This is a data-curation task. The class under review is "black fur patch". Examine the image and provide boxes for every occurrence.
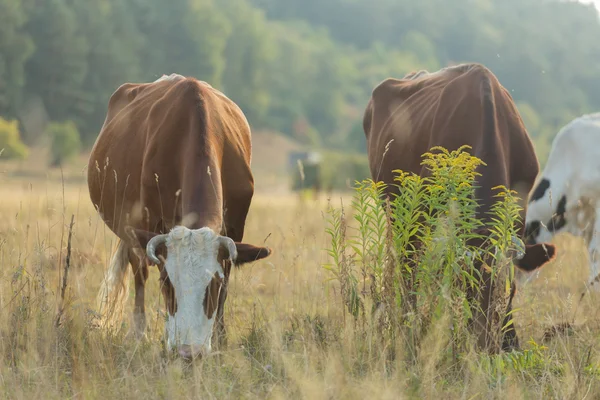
[556,195,567,215]
[547,195,567,232]
[525,221,541,243]
[529,178,550,203]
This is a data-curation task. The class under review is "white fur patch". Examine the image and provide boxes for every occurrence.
[527,114,600,228]
[162,226,225,355]
[154,73,185,83]
[526,112,600,285]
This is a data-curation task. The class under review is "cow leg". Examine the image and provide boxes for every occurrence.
[471,266,509,354]
[129,247,149,338]
[501,282,520,351]
[476,273,522,353]
[471,282,492,352]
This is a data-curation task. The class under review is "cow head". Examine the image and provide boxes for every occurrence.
[473,228,556,273]
[524,178,568,244]
[126,226,271,359]
[524,176,595,247]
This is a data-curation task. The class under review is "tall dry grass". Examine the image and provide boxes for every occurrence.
[0,159,599,399]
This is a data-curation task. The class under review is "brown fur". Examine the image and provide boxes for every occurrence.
[204,272,223,320]
[363,63,556,353]
[88,75,271,343]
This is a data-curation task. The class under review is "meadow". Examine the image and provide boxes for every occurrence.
[1,150,600,399]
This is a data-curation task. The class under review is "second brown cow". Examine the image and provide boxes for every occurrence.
[363,63,556,352]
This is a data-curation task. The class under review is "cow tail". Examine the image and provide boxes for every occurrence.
[95,239,131,332]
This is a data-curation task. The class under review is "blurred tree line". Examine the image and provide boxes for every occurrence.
[0,0,599,165]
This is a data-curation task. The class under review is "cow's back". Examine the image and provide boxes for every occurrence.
[363,63,540,224]
[87,76,253,240]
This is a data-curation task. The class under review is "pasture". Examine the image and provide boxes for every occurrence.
[1,155,600,399]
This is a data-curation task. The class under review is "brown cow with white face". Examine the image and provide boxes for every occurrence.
[88,73,271,359]
[363,63,556,353]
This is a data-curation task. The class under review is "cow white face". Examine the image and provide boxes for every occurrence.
[127,225,272,359]
[160,227,226,358]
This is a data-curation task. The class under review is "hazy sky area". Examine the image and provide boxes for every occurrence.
[580,0,600,10]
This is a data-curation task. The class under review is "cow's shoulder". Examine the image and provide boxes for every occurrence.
[371,77,413,101]
[108,82,148,111]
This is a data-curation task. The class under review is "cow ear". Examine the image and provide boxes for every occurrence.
[125,226,159,249]
[234,243,272,265]
[515,243,556,272]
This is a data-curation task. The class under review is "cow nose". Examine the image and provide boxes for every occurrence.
[178,344,204,359]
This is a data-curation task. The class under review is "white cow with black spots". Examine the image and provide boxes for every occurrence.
[525,112,600,290]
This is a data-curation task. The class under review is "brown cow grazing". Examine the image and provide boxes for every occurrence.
[363,63,556,353]
[88,73,272,359]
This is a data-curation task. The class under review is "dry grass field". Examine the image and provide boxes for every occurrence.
[1,153,600,399]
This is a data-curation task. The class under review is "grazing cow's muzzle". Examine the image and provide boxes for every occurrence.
[178,344,206,359]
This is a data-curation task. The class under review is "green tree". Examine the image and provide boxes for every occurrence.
[24,0,89,129]
[0,0,34,118]
[47,121,81,167]
[219,0,276,126]
[0,117,28,159]
[253,0,600,156]
[66,0,144,145]
[129,0,230,85]
[0,0,597,159]
[263,22,352,141]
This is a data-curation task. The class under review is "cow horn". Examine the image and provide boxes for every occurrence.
[146,234,168,264]
[218,236,238,262]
